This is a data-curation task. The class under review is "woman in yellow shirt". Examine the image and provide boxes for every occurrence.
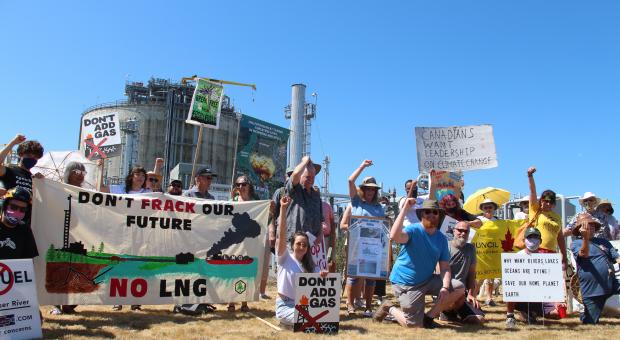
[527,167,567,269]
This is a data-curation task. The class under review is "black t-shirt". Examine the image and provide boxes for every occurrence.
[0,222,38,260]
[0,165,33,194]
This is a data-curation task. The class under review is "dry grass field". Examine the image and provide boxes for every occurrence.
[42,281,620,339]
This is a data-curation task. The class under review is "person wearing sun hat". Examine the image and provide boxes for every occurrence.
[596,199,618,240]
[565,192,612,240]
[514,196,530,220]
[476,198,501,307]
[570,213,620,324]
[374,198,465,329]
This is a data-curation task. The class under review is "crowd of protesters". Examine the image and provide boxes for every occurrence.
[1,134,620,331]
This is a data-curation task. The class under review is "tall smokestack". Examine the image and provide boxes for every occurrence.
[288,84,306,168]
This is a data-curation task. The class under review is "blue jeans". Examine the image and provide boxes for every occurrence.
[275,296,295,325]
[581,295,608,324]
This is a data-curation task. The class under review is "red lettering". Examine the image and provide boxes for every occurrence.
[110,278,128,297]
[152,199,162,210]
[163,200,174,211]
[141,199,150,209]
[131,278,148,297]
[175,201,185,212]
[185,202,195,213]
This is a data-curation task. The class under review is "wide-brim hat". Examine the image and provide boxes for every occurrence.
[597,199,614,214]
[571,212,602,237]
[415,199,446,222]
[479,198,498,210]
[579,192,600,206]
[360,176,380,189]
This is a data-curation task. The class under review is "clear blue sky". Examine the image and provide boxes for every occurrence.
[2,1,619,206]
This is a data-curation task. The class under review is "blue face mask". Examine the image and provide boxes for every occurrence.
[525,237,541,252]
[20,157,38,170]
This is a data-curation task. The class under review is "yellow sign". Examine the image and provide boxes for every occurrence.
[472,220,524,280]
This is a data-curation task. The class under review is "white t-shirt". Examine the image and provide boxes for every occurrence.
[514,211,528,220]
[277,250,305,299]
[398,196,424,226]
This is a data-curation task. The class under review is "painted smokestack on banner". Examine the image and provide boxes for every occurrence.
[288,84,306,168]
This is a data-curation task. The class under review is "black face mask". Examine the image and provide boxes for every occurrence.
[20,157,38,170]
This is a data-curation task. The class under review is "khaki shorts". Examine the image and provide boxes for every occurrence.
[393,275,463,326]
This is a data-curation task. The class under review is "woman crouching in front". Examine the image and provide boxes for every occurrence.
[275,196,328,328]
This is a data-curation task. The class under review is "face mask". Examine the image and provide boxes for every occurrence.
[20,157,38,170]
[525,238,541,252]
[4,208,26,225]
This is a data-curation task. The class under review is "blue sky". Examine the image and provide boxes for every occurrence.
[1,1,619,207]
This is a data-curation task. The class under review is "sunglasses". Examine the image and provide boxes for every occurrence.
[148,178,159,183]
[482,205,495,210]
[235,182,249,187]
[454,228,469,234]
[71,169,87,176]
[8,203,28,213]
[422,209,440,216]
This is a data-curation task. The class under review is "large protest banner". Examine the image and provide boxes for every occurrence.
[346,217,390,279]
[31,179,270,305]
[294,273,341,334]
[471,220,522,280]
[81,112,122,160]
[415,125,498,172]
[186,78,224,128]
[0,259,42,340]
[234,115,289,200]
[502,253,564,302]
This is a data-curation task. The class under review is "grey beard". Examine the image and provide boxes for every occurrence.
[452,237,467,248]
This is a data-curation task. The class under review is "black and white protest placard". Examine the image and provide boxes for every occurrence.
[0,259,42,340]
[415,125,498,172]
[294,273,341,334]
[501,253,564,302]
[346,216,391,279]
[81,112,122,159]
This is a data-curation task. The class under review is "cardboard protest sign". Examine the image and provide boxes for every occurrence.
[234,115,290,199]
[415,125,498,172]
[294,273,341,334]
[502,253,564,302]
[81,112,122,160]
[0,259,42,340]
[346,217,390,279]
[31,179,269,305]
[186,78,224,129]
[430,170,463,202]
[472,220,522,280]
[306,232,327,272]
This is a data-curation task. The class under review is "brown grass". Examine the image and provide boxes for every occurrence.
[42,281,620,339]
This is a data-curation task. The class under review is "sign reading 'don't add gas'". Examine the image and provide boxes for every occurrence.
[0,259,42,340]
[294,273,341,334]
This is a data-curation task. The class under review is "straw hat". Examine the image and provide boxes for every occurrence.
[360,176,380,189]
[597,199,614,215]
[479,198,498,210]
[578,192,600,206]
[571,212,602,237]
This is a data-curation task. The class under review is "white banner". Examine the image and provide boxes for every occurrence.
[0,259,43,340]
[31,179,269,305]
[81,112,122,159]
[294,273,341,334]
[501,253,564,302]
[415,125,498,172]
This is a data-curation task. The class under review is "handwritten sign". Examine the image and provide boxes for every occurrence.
[415,125,498,172]
[294,273,341,334]
[501,253,564,302]
[306,232,327,272]
[346,217,390,279]
[186,78,224,129]
[0,259,43,340]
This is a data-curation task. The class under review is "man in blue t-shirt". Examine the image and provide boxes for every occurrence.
[570,213,620,324]
[373,199,465,328]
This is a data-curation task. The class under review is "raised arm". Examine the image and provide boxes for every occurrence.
[97,159,110,193]
[0,134,26,176]
[348,160,372,199]
[276,196,292,257]
[391,198,414,244]
[527,167,537,207]
[428,169,438,200]
[290,156,311,186]
[153,157,164,176]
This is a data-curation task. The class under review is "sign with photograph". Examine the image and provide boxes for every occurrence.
[0,259,43,340]
[346,216,390,279]
[186,78,224,129]
[294,273,341,334]
[501,253,564,302]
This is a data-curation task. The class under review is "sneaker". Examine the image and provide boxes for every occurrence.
[112,305,123,311]
[354,298,365,309]
[362,309,373,318]
[259,293,271,300]
[49,307,62,315]
[130,305,142,311]
[506,315,517,329]
[373,300,393,322]
[485,299,496,307]
[423,314,441,329]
